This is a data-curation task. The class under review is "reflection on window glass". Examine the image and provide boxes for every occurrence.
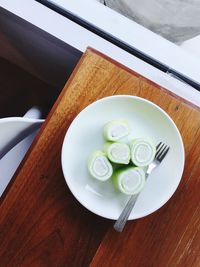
[101,0,200,44]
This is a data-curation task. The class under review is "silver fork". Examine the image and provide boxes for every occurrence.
[114,142,170,232]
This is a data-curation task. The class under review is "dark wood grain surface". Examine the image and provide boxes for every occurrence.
[0,48,199,267]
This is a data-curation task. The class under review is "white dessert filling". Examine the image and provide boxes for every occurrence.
[110,124,128,138]
[135,143,153,163]
[92,156,109,177]
[118,168,145,195]
[121,170,141,192]
[111,144,129,160]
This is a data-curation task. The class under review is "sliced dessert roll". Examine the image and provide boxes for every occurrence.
[87,151,113,181]
[104,142,130,164]
[112,167,146,195]
[130,138,156,167]
[103,120,130,141]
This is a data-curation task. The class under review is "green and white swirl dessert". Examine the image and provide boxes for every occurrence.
[104,142,130,165]
[103,120,130,141]
[130,138,156,167]
[112,167,146,195]
[87,151,113,181]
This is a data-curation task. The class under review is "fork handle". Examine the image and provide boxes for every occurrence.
[113,193,139,232]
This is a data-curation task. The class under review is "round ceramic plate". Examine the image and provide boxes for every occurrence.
[61,95,184,220]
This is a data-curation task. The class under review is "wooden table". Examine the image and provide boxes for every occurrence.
[0,48,200,267]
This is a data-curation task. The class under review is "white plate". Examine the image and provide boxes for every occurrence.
[61,95,184,220]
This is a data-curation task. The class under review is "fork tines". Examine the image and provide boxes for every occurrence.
[155,142,170,162]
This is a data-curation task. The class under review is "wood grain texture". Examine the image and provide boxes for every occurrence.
[0,48,200,267]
